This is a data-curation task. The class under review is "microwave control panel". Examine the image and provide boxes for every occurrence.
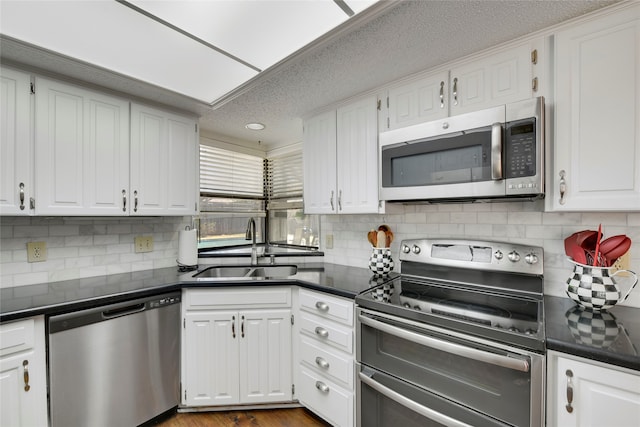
[504,117,541,194]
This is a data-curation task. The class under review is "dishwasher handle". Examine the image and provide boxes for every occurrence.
[49,291,181,334]
[102,303,145,319]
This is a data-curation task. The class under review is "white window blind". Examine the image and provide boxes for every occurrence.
[266,151,303,200]
[200,145,264,198]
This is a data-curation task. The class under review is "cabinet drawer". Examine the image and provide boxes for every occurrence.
[299,289,353,326]
[184,287,291,310]
[299,366,353,427]
[300,312,353,354]
[300,335,354,389]
[0,318,35,357]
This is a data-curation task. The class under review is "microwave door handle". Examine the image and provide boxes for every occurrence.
[358,370,474,427]
[491,122,503,180]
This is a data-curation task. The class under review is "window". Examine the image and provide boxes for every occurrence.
[197,143,318,250]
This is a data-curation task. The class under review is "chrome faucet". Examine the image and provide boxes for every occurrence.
[245,217,258,265]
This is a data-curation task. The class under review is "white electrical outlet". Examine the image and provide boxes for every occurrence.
[27,241,47,262]
[134,236,154,253]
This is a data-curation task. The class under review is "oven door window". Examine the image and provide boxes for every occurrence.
[381,126,495,188]
[358,311,534,427]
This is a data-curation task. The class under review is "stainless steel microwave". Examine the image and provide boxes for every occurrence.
[379,96,544,202]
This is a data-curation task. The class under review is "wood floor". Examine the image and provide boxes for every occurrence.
[153,408,331,427]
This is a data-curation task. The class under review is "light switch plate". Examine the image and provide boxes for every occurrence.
[27,241,47,262]
[134,236,154,253]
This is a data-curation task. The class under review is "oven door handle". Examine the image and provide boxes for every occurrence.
[359,313,530,373]
[358,370,474,427]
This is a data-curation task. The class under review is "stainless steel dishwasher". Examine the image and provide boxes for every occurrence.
[48,292,181,427]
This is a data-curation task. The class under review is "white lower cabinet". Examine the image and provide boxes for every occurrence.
[181,288,292,408]
[547,350,640,427]
[0,316,47,427]
[296,289,355,427]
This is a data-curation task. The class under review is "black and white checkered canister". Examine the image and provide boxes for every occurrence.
[566,263,621,311]
[368,248,394,275]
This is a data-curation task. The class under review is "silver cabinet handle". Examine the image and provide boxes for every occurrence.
[315,301,329,312]
[315,326,329,338]
[23,360,30,392]
[241,315,245,338]
[133,190,138,212]
[359,313,529,372]
[315,381,330,393]
[232,315,236,339]
[122,189,127,212]
[559,170,566,205]
[329,190,334,211]
[338,189,342,211]
[439,81,445,109]
[453,77,458,106]
[532,77,538,92]
[19,183,25,210]
[359,371,472,427]
[315,357,330,369]
[565,369,574,413]
[491,123,503,180]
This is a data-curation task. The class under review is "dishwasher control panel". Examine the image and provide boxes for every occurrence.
[150,295,181,308]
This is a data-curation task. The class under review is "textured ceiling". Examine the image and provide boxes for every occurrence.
[0,0,621,151]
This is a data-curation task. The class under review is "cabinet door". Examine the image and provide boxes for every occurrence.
[303,110,337,214]
[0,67,32,215]
[166,113,198,215]
[551,5,640,211]
[386,71,449,131]
[336,96,380,214]
[0,317,47,427]
[552,355,640,427]
[450,43,532,115]
[130,104,198,216]
[34,77,129,215]
[183,311,239,406]
[239,309,292,404]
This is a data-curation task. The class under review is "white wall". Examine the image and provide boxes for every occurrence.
[320,200,640,308]
[0,216,191,288]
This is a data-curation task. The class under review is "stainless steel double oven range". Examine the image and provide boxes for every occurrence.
[356,239,545,427]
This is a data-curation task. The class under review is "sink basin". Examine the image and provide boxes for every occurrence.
[193,264,297,279]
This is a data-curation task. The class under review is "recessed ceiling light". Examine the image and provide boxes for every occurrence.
[245,122,266,130]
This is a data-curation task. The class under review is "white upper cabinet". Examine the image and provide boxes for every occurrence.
[550,3,640,211]
[34,77,129,215]
[449,41,535,115]
[0,67,32,215]
[382,40,541,132]
[130,103,198,216]
[386,71,449,131]
[304,96,381,215]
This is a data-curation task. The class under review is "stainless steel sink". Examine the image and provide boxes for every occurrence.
[193,264,297,279]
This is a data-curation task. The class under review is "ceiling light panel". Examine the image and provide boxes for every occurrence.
[129,0,377,71]
[0,0,257,103]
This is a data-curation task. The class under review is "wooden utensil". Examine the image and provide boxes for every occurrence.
[367,230,377,247]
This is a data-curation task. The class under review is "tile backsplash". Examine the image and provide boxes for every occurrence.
[320,200,640,308]
[1,202,639,308]
[0,216,192,288]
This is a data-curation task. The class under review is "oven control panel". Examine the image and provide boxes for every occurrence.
[399,239,543,276]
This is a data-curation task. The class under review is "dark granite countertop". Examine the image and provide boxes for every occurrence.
[4,266,638,371]
[0,262,388,322]
[545,295,640,371]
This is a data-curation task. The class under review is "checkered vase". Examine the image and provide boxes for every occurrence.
[566,261,638,311]
[368,248,394,276]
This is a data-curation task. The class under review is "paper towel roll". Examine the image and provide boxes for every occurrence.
[178,228,198,267]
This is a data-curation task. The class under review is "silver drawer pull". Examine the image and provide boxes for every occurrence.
[315,301,329,312]
[315,381,330,393]
[315,356,330,369]
[565,369,574,413]
[315,326,329,338]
